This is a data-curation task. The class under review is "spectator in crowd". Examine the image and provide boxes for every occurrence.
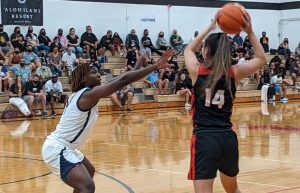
[10,26,25,52]
[278,38,291,58]
[145,70,168,95]
[67,28,82,55]
[141,29,163,58]
[238,52,251,65]
[80,26,99,52]
[0,24,14,57]
[125,29,140,50]
[36,63,52,84]
[62,46,76,77]
[191,31,199,42]
[159,67,175,94]
[290,58,300,86]
[23,45,39,70]
[49,46,62,77]
[243,36,252,50]
[38,28,51,53]
[112,32,126,56]
[23,74,47,117]
[258,68,275,102]
[168,55,179,72]
[50,36,63,53]
[269,52,282,70]
[170,29,184,54]
[9,76,33,118]
[260,31,269,53]
[8,47,22,66]
[26,26,39,55]
[110,85,134,111]
[271,71,288,102]
[175,72,192,109]
[15,58,31,85]
[78,45,91,64]
[56,28,68,50]
[233,33,243,46]
[295,42,300,58]
[0,56,12,94]
[125,46,138,71]
[157,31,168,51]
[99,30,115,57]
[45,74,66,117]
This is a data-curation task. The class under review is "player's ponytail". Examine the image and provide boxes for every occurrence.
[203,33,233,97]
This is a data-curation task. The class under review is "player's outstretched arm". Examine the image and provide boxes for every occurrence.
[78,49,175,110]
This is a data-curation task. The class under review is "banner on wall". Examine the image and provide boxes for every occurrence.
[1,0,43,26]
[140,13,156,28]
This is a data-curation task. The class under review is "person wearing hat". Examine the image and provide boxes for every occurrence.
[0,24,14,57]
[45,74,66,117]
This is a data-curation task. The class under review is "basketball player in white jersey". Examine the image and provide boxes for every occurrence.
[42,49,175,193]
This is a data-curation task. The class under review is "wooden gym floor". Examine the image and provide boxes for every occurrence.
[0,102,300,193]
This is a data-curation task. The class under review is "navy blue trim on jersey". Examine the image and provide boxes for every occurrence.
[70,110,91,143]
[76,88,92,112]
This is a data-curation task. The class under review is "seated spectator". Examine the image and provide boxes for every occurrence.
[45,74,66,117]
[25,26,39,55]
[99,30,115,57]
[8,47,22,66]
[141,29,162,58]
[62,46,76,77]
[145,71,168,95]
[0,24,14,57]
[0,56,12,94]
[10,26,25,52]
[238,52,251,65]
[289,58,300,86]
[67,28,82,55]
[243,36,252,50]
[80,26,99,53]
[112,32,126,56]
[271,72,288,102]
[23,74,47,117]
[260,31,269,53]
[191,31,199,42]
[49,47,62,77]
[125,29,140,50]
[15,58,31,85]
[277,63,286,79]
[175,73,192,109]
[35,64,52,84]
[269,52,282,70]
[9,76,33,118]
[168,55,179,73]
[78,45,91,64]
[170,29,184,54]
[110,85,134,111]
[258,68,275,103]
[125,47,138,71]
[158,67,175,94]
[23,45,39,70]
[50,36,63,53]
[295,42,300,58]
[56,28,68,50]
[278,38,291,58]
[232,33,243,46]
[156,31,168,51]
[38,28,51,53]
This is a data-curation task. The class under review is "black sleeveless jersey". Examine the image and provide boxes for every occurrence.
[192,64,236,132]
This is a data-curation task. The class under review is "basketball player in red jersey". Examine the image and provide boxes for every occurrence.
[184,11,266,193]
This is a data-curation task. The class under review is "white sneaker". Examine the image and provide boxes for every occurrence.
[185,103,191,110]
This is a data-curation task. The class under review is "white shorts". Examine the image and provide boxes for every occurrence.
[42,136,84,182]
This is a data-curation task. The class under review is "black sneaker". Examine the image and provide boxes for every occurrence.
[127,108,133,112]
[51,111,57,117]
[41,111,48,118]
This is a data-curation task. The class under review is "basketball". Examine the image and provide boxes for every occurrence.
[217,3,246,34]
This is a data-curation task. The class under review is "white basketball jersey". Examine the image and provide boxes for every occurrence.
[50,87,99,149]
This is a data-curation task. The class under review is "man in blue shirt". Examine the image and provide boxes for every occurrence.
[233,33,243,46]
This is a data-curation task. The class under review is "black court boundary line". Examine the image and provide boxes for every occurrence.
[0,156,51,186]
[96,171,135,193]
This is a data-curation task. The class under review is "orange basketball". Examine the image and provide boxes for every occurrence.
[217,3,246,34]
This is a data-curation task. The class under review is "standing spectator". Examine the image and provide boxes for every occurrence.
[45,74,66,117]
[99,30,115,56]
[23,45,39,70]
[80,26,99,52]
[26,26,39,55]
[62,47,76,77]
[260,31,269,53]
[56,28,68,50]
[278,38,291,58]
[295,42,300,58]
[125,29,140,50]
[23,74,47,117]
[0,56,12,94]
[175,73,192,109]
[156,31,168,51]
[9,76,33,118]
[170,29,184,54]
[66,28,82,55]
[50,36,63,53]
[125,47,138,71]
[141,29,163,58]
[0,24,14,57]
[110,85,134,111]
[112,32,126,56]
[15,58,31,85]
[38,28,51,53]
[233,33,243,46]
[10,26,26,52]
[49,47,62,77]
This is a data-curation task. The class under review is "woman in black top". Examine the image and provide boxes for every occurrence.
[38,28,51,53]
[50,36,63,53]
[10,26,25,52]
[67,28,82,55]
[175,72,192,109]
